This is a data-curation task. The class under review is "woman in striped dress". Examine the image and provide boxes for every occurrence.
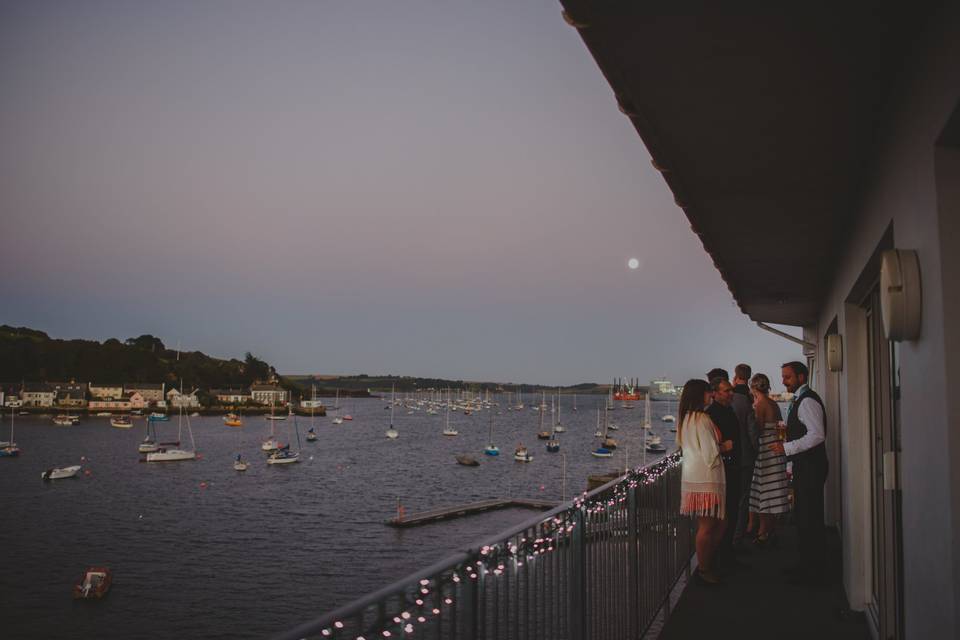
[748,373,790,545]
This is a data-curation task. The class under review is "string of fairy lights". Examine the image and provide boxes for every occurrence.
[316,452,682,639]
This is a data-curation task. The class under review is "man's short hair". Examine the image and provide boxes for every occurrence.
[709,376,730,392]
[734,363,752,381]
[706,368,729,382]
[781,361,809,378]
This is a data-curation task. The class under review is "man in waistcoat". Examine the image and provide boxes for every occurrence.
[769,361,828,585]
[730,363,757,548]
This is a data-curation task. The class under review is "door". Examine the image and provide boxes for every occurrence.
[864,287,904,640]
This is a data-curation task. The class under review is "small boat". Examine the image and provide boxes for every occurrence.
[646,434,663,445]
[233,453,248,472]
[591,447,614,458]
[342,414,353,421]
[514,445,533,463]
[68,415,81,424]
[546,438,560,453]
[662,414,676,423]
[2,411,21,456]
[73,567,112,599]
[305,427,317,442]
[138,439,160,454]
[607,423,620,431]
[442,403,458,436]
[602,438,618,450]
[53,415,73,426]
[456,454,480,466]
[484,409,499,456]
[331,416,344,425]
[148,413,169,422]
[110,416,133,429]
[189,412,200,417]
[131,410,143,416]
[385,385,399,439]
[145,407,196,462]
[265,414,287,421]
[536,431,551,440]
[223,413,242,427]
[41,465,82,480]
[95,412,112,417]
[645,443,667,453]
[261,438,281,452]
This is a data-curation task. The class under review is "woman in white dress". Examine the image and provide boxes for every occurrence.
[678,378,732,585]
[748,373,790,546]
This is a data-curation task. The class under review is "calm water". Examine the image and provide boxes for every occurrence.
[0,396,677,639]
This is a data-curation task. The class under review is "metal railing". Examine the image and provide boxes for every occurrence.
[273,452,693,640]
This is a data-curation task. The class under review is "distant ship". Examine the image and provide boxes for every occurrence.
[648,378,679,401]
[611,377,641,401]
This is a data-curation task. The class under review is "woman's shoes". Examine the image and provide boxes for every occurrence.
[694,567,723,586]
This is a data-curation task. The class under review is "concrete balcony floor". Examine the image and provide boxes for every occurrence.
[659,526,870,640]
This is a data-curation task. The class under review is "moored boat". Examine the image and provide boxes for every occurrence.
[41,465,82,480]
[456,454,479,466]
[72,567,112,599]
[110,416,133,429]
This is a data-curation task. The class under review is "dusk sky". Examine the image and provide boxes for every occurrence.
[1,1,801,387]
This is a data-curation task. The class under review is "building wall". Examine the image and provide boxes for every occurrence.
[812,6,960,637]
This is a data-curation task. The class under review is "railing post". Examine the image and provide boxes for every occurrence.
[627,482,639,639]
[462,562,478,640]
[570,506,586,640]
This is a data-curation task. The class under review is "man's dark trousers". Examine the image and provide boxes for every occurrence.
[793,454,828,577]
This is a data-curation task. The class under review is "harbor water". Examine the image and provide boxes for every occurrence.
[0,396,678,639]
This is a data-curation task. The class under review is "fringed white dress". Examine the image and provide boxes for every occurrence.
[678,411,726,520]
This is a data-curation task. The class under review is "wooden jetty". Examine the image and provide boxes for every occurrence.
[387,498,559,528]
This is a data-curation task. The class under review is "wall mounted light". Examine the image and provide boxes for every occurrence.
[826,334,843,372]
[880,249,922,341]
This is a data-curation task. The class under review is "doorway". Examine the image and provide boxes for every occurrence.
[863,286,904,640]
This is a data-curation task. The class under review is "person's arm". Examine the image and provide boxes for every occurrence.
[783,397,825,456]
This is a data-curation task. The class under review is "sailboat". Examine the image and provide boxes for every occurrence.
[1,409,21,457]
[146,405,197,462]
[481,406,499,455]
[601,404,618,450]
[306,402,318,441]
[591,406,614,458]
[385,384,398,439]
[442,400,458,436]
[554,389,566,433]
[662,397,676,423]
[233,416,248,471]
[138,417,160,453]
[262,402,282,452]
[536,392,551,439]
[572,393,578,412]
[267,417,302,464]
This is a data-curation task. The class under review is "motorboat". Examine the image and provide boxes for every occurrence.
[591,447,614,458]
[662,415,676,423]
[53,415,73,426]
[645,442,667,453]
[514,445,533,462]
[456,454,480,466]
[41,465,82,480]
[110,416,133,429]
[73,567,112,599]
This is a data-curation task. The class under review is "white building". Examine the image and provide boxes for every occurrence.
[250,384,287,406]
[166,388,201,409]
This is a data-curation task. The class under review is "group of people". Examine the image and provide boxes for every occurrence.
[677,362,829,586]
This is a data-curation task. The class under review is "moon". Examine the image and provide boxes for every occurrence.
[628,258,640,270]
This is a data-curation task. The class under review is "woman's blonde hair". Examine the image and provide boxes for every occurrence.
[749,373,771,394]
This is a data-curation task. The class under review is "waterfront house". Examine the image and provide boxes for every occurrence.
[556,2,960,637]
[88,397,132,412]
[211,388,253,405]
[88,383,123,401]
[123,382,164,403]
[20,383,55,407]
[52,382,88,408]
[166,387,201,409]
[250,384,287,406]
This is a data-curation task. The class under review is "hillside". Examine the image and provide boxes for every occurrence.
[0,325,286,393]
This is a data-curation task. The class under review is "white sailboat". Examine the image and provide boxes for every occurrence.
[233,413,248,471]
[484,408,499,456]
[442,397,458,436]
[591,406,614,458]
[554,389,565,433]
[262,402,282,451]
[385,384,398,439]
[0,409,19,457]
[146,406,197,462]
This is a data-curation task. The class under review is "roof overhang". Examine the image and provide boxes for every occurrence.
[559,2,931,325]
